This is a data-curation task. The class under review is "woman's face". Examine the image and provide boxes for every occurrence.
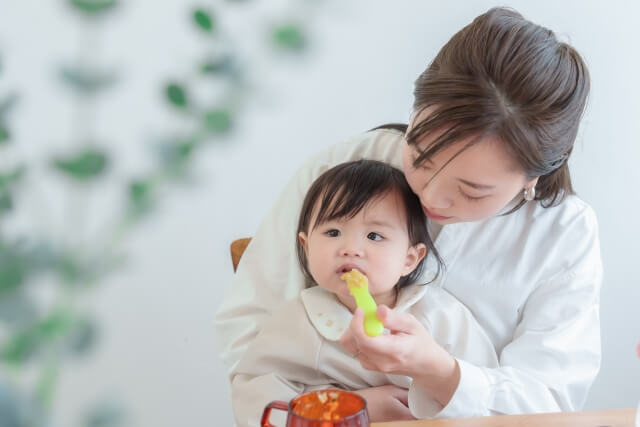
[402,116,536,225]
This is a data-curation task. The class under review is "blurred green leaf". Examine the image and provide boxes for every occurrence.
[0,241,28,293]
[52,149,108,181]
[0,257,25,294]
[36,361,60,408]
[175,139,196,161]
[0,125,9,145]
[272,23,306,51]
[154,138,198,180]
[0,167,24,214]
[69,0,118,16]
[0,166,25,190]
[68,317,98,356]
[55,254,84,284]
[200,55,236,77]
[129,180,151,204]
[193,9,214,33]
[0,93,18,146]
[38,311,74,340]
[60,65,118,95]
[85,400,126,427]
[0,239,55,293]
[128,178,153,209]
[1,328,39,364]
[202,109,233,134]
[54,250,117,287]
[1,310,73,364]
[127,178,157,219]
[165,83,188,109]
[0,192,12,214]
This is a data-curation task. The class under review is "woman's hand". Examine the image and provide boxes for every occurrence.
[341,305,460,406]
[353,385,415,422]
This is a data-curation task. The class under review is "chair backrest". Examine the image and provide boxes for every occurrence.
[230,238,252,272]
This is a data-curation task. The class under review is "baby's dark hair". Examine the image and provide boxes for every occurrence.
[296,159,442,289]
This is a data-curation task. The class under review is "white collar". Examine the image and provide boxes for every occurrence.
[300,284,427,341]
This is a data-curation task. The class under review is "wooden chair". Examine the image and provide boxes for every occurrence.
[230,237,252,272]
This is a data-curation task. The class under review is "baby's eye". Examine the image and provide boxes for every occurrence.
[367,232,383,241]
[326,229,340,237]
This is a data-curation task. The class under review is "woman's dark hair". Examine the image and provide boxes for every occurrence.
[296,159,442,290]
[376,7,589,212]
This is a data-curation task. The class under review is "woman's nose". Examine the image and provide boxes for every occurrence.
[422,179,453,209]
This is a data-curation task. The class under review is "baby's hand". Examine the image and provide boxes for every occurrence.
[340,269,383,337]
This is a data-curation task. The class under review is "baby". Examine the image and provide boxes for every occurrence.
[231,160,498,426]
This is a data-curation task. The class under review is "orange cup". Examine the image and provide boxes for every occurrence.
[261,389,369,427]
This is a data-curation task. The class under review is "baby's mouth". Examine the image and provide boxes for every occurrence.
[337,265,363,275]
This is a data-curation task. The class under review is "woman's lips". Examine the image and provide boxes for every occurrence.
[423,206,452,220]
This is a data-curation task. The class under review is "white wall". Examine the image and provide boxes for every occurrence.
[1,1,638,426]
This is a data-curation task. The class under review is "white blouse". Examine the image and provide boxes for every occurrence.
[216,128,603,418]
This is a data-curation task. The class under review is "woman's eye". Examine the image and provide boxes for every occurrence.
[458,187,484,202]
[367,232,383,241]
[411,148,434,170]
[326,229,340,237]
[414,157,434,172]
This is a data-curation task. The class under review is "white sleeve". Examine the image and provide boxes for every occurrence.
[215,129,404,371]
[408,287,500,417]
[410,205,603,418]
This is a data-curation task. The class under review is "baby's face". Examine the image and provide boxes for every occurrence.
[298,190,424,310]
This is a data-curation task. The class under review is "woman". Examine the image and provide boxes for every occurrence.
[216,7,602,422]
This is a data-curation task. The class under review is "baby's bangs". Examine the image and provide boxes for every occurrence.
[310,165,397,229]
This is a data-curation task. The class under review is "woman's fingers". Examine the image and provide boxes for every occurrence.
[377,305,419,334]
[348,308,392,354]
[342,305,441,379]
[350,307,367,336]
[342,306,426,373]
[343,306,415,355]
[340,308,365,355]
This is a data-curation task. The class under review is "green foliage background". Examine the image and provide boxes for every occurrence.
[0,1,314,425]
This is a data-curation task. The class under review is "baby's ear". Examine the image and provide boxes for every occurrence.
[298,231,309,254]
[403,243,427,275]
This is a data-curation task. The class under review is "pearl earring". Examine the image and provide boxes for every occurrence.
[523,186,536,201]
